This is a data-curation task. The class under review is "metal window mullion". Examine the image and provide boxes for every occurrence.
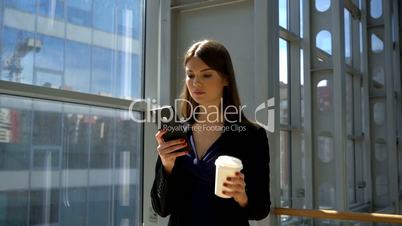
[383,0,400,212]
[302,0,314,211]
[360,0,373,208]
[332,0,348,211]
[262,0,280,225]
[351,1,365,205]
[392,0,402,213]
[0,81,146,112]
[158,0,171,106]
[289,0,304,209]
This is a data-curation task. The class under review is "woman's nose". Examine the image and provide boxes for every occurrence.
[192,77,202,86]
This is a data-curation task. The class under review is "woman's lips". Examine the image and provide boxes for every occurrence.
[193,91,205,95]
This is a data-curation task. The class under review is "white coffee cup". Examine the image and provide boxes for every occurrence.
[214,155,243,198]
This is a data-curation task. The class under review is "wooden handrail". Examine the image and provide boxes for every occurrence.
[274,208,402,224]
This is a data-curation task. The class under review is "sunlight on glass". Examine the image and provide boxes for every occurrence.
[317,79,332,112]
[371,33,384,53]
[315,0,331,12]
[344,9,351,65]
[279,39,288,84]
[370,0,382,19]
[316,30,332,55]
[279,0,288,29]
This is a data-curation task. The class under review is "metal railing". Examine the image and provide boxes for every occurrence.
[274,208,402,224]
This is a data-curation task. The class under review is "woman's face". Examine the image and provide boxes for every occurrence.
[185,57,227,108]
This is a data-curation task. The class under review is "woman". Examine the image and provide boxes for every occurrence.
[151,40,270,226]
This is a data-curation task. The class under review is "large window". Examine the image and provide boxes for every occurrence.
[0,0,144,100]
[0,1,145,226]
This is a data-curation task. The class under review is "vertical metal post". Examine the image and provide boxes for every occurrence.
[302,0,314,212]
[332,0,348,211]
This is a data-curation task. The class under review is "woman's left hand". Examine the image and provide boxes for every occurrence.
[223,172,248,207]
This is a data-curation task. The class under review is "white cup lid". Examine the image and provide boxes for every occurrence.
[215,155,243,168]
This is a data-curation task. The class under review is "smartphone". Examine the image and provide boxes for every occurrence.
[152,106,190,152]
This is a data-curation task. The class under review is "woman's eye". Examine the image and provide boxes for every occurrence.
[203,74,212,78]
[187,74,194,78]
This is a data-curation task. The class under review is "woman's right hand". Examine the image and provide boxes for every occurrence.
[155,129,188,175]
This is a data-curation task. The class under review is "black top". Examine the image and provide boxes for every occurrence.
[151,120,271,226]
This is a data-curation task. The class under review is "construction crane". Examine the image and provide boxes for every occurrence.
[3,37,42,82]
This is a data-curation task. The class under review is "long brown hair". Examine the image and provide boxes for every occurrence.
[178,40,246,123]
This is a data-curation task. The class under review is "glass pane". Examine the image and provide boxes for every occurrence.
[36,71,62,88]
[371,33,384,53]
[0,95,142,226]
[93,0,116,32]
[372,66,385,89]
[347,140,356,204]
[315,0,331,12]
[279,0,288,29]
[92,47,114,96]
[344,9,352,65]
[117,0,142,38]
[300,48,304,127]
[4,0,36,13]
[65,41,91,92]
[67,0,92,26]
[35,34,64,72]
[316,30,332,55]
[1,27,35,84]
[373,101,385,126]
[346,73,353,135]
[1,1,144,100]
[280,131,290,207]
[370,0,383,19]
[316,79,332,112]
[279,39,289,125]
[300,0,303,38]
[38,0,65,20]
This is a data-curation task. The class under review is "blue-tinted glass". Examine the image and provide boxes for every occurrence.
[0,95,142,226]
[36,71,62,88]
[63,107,90,169]
[4,0,36,13]
[88,187,111,226]
[0,96,32,170]
[90,112,114,168]
[65,41,90,92]
[32,103,62,145]
[38,0,65,20]
[60,188,87,226]
[92,47,113,96]
[115,119,140,168]
[67,0,92,26]
[279,0,288,29]
[116,52,141,99]
[114,185,139,225]
[117,0,142,38]
[29,189,59,225]
[344,9,351,65]
[35,35,64,71]
[1,27,35,84]
[0,191,29,225]
[93,0,115,32]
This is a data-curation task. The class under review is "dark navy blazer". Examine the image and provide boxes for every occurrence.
[151,120,271,226]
